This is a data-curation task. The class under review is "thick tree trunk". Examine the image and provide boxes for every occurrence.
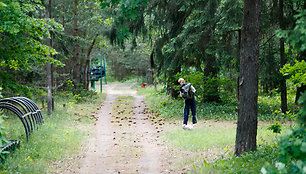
[46,0,52,115]
[73,0,81,85]
[235,0,261,156]
[279,0,288,113]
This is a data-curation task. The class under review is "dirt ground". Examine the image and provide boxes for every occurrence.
[73,83,188,174]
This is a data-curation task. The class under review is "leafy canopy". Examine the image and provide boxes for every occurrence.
[0,0,62,71]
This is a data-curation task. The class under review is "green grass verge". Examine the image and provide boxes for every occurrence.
[163,121,289,151]
[0,94,105,173]
[163,123,236,151]
[161,122,290,174]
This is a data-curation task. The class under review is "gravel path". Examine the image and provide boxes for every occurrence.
[77,83,167,174]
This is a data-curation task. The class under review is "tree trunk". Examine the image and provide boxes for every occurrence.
[166,67,181,98]
[235,0,261,156]
[84,35,98,89]
[73,0,81,85]
[46,0,52,115]
[279,0,287,113]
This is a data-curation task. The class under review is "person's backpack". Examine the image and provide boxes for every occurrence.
[181,83,194,99]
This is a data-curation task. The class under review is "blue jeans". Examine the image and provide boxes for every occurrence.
[183,97,197,125]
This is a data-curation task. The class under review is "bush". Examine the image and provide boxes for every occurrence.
[262,127,305,174]
[261,93,306,174]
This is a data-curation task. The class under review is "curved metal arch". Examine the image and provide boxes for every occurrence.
[0,98,35,132]
[17,97,44,124]
[0,97,44,141]
[11,98,38,130]
[0,102,30,140]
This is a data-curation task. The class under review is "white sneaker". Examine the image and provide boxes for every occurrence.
[183,124,187,129]
[185,125,194,130]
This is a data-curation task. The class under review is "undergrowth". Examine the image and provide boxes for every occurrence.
[190,144,279,174]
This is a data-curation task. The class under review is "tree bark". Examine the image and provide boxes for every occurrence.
[235,0,261,156]
[46,0,52,115]
[73,0,81,85]
[84,35,98,89]
[279,0,288,113]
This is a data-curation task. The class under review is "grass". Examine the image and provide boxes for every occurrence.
[0,93,105,173]
[160,121,291,174]
[163,121,290,149]
[137,84,298,173]
[189,144,279,174]
[163,122,236,151]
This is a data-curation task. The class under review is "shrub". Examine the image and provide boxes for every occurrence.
[261,92,306,174]
[262,127,305,174]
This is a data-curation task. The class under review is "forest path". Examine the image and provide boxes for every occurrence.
[76,83,171,174]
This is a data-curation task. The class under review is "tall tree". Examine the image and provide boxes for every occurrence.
[73,0,81,85]
[46,0,53,115]
[279,0,288,113]
[235,0,261,155]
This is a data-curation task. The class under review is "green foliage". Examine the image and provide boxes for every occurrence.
[276,8,306,53]
[280,60,306,87]
[57,80,99,105]
[0,0,63,99]
[297,92,306,126]
[193,145,279,174]
[262,127,306,174]
[262,92,306,174]
[0,0,62,70]
[0,2,6,7]
[258,94,298,120]
[268,121,282,134]
[0,115,8,161]
[0,71,47,98]
[175,71,236,102]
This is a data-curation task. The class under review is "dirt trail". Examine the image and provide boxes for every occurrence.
[77,83,169,174]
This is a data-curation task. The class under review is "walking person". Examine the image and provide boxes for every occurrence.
[178,78,197,130]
